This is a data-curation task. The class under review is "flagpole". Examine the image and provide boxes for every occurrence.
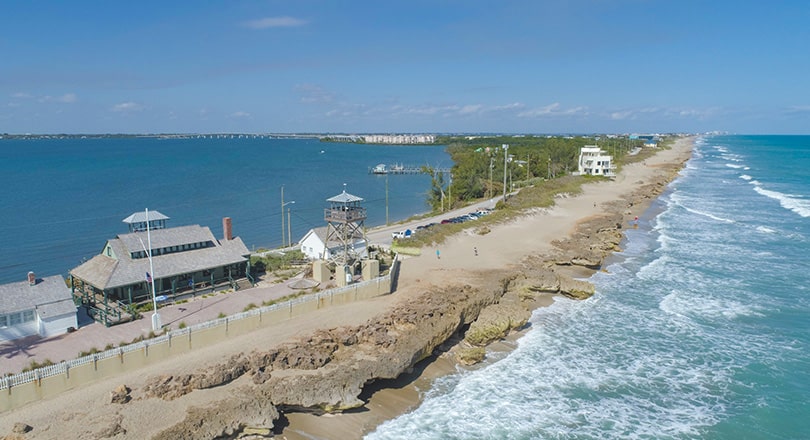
[146,208,161,331]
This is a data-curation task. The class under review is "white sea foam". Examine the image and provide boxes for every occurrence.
[725,163,744,169]
[739,174,752,181]
[757,226,776,234]
[681,204,736,223]
[660,291,764,321]
[752,185,810,218]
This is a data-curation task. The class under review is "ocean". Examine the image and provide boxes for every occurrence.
[0,136,450,285]
[367,135,810,440]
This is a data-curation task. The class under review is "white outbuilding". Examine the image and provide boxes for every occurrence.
[0,272,78,342]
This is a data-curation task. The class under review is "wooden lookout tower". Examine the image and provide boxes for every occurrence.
[323,186,368,267]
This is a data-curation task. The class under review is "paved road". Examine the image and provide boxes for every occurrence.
[366,197,501,247]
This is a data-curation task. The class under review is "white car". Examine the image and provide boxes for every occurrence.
[392,229,414,239]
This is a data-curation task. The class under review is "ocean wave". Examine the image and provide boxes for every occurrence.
[725,163,745,169]
[739,174,752,181]
[681,204,736,223]
[660,291,764,321]
[751,185,810,218]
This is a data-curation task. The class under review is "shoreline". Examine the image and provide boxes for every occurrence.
[0,137,694,439]
[281,138,695,439]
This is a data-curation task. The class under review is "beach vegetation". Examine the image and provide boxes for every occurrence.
[251,250,306,274]
[21,359,55,372]
[178,321,187,329]
[243,303,258,312]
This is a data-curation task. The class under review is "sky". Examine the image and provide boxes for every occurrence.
[1,0,809,135]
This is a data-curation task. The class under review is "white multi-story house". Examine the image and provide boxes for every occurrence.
[577,146,616,177]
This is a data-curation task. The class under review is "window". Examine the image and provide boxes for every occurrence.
[22,310,35,322]
[0,315,7,327]
[9,313,22,325]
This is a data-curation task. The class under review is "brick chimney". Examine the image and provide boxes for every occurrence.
[222,217,233,241]
[28,271,36,286]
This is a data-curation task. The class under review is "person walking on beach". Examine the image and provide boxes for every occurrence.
[474,247,478,256]
[436,249,441,259]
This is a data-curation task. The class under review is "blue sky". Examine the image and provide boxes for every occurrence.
[2,0,809,134]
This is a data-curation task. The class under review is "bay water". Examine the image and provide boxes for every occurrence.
[0,136,450,285]
[367,135,810,439]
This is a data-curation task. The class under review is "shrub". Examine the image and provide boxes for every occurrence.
[217,312,227,319]
[21,359,55,372]
[243,303,258,312]
[178,321,187,329]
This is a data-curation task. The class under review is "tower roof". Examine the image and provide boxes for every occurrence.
[122,210,170,224]
[327,190,363,203]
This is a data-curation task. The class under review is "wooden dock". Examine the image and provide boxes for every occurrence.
[369,165,451,175]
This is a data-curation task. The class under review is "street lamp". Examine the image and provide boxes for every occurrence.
[282,200,295,247]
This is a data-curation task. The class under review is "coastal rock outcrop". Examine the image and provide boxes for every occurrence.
[146,282,505,435]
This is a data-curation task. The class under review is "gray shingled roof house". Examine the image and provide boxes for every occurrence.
[68,212,251,326]
[0,272,78,342]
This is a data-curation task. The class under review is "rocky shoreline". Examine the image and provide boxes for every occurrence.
[0,141,690,440]
[129,156,686,439]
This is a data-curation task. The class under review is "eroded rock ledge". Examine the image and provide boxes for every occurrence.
[108,157,687,439]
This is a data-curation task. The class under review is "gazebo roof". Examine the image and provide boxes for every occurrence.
[122,210,170,224]
[326,190,363,203]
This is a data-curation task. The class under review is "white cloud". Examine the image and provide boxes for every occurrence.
[242,16,308,29]
[459,104,484,115]
[229,111,252,119]
[785,105,810,114]
[11,92,31,99]
[295,83,336,104]
[56,93,77,103]
[111,101,144,113]
[518,102,587,118]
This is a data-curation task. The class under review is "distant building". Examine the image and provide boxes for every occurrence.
[643,139,658,148]
[362,134,436,144]
[69,211,251,326]
[577,146,616,177]
[299,226,367,261]
[0,272,78,342]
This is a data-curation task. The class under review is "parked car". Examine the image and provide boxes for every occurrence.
[392,229,413,239]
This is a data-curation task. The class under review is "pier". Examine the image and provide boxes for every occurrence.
[369,164,451,175]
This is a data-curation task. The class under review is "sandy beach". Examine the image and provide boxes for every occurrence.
[0,137,693,439]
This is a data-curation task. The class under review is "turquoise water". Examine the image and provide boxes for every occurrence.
[367,135,810,439]
[0,137,450,284]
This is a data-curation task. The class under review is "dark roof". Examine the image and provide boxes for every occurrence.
[70,225,250,290]
[0,275,76,317]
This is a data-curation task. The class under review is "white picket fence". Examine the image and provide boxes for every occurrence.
[0,274,392,391]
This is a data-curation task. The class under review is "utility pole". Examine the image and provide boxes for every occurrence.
[287,206,292,248]
[280,185,285,247]
[488,155,494,199]
[527,154,531,180]
[502,144,509,201]
[385,173,389,225]
[547,157,551,180]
